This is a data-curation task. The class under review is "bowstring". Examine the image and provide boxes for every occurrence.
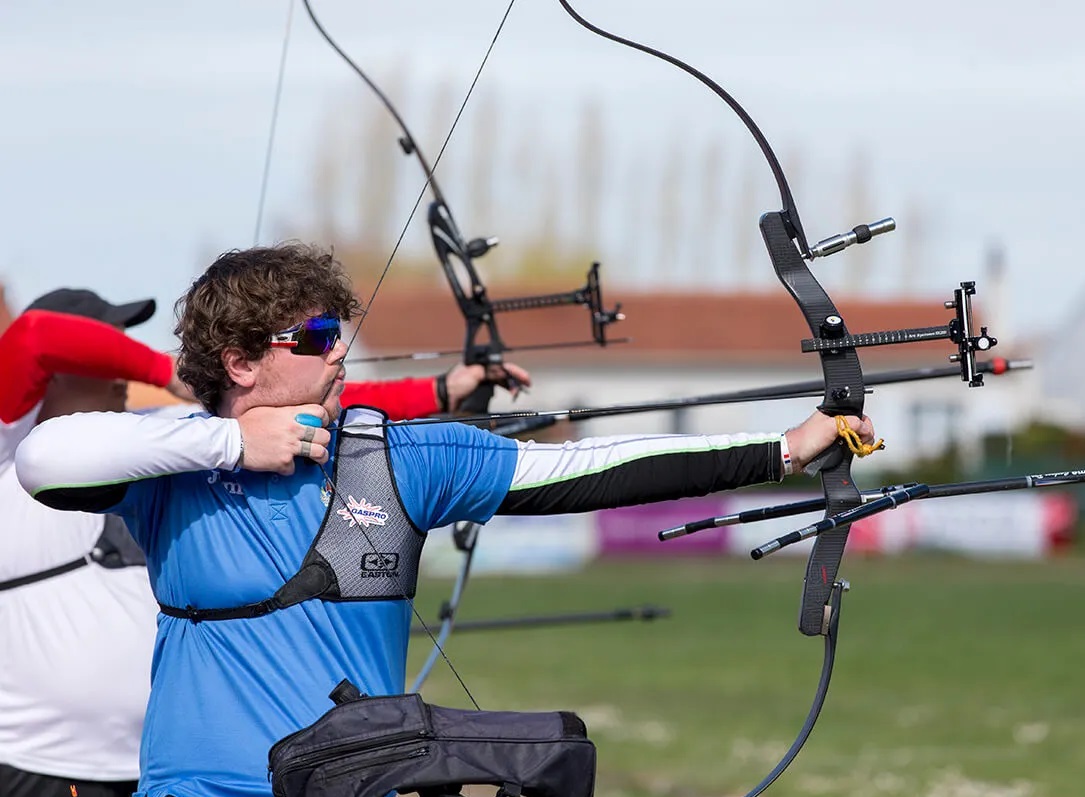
[306,0,519,355]
[254,0,297,245]
[261,0,521,709]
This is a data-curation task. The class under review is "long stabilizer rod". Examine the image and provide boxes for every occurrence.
[409,605,670,636]
[661,467,1085,542]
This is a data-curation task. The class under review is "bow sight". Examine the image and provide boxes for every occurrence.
[428,201,626,414]
[803,219,997,389]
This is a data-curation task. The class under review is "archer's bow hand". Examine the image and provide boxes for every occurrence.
[443,362,533,412]
[785,411,876,472]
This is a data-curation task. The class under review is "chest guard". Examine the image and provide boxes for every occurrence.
[158,407,426,623]
[304,407,424,602]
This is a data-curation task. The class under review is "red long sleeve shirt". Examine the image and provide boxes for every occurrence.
[339,378,439,421]
[0,310,173,424]
[0,310,441,424]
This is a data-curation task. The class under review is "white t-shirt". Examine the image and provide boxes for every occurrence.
[0,406,157,780]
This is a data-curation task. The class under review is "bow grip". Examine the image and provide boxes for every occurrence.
[803,402,854,475]
[457,383,495,415]
[802,438,845,477]
[455,369,523,415]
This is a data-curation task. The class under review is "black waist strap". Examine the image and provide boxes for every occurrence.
[157,562,334,623]
[158,596,286,622]
[0,556,90,592]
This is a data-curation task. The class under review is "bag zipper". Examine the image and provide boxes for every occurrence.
[316,744,430,780]
[270,728,428,783]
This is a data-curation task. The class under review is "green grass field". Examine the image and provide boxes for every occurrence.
[407,556,1085,797]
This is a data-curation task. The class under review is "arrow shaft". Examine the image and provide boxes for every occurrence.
[363,358,1028,431]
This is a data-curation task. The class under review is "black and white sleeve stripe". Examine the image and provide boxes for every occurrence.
[497,432,783,515]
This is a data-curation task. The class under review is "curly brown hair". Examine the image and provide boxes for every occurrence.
[175,242,362,411]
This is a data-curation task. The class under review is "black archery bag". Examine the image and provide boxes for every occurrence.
[268,684,596,797]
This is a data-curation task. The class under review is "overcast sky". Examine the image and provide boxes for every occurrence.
[1,0,1082,351]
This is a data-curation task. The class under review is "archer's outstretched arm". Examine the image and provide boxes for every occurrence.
[496,411,873,515]
[497,432,785,515]
[388,422,790,525]
[387,409,875,528]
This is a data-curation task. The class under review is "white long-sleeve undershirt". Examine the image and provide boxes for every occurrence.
[15,411,240,496]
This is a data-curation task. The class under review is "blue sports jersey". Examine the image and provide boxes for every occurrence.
[110,418,518,797]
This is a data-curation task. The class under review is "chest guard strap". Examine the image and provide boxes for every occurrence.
[157,561,334,622]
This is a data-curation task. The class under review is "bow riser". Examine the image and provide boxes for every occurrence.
[761,211,865,636]
[427,200,506,412]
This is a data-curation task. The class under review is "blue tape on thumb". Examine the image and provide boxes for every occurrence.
[295,413,323,428]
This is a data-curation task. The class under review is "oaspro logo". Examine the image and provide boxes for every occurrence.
[336,496,389,529]
[361,552,399,578]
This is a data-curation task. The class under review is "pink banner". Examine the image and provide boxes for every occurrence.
[595,497,729,556]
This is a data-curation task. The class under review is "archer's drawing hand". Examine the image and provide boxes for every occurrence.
[235,404,331,475]
[444,362,533,410]
[785,411,875,471]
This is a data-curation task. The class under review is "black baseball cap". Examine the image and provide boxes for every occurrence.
[26,288,156,329]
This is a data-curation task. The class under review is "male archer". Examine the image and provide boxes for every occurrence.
[14,242,874,797]
[0,282,528,797]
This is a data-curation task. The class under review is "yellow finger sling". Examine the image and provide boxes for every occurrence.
[834,415,884,457]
